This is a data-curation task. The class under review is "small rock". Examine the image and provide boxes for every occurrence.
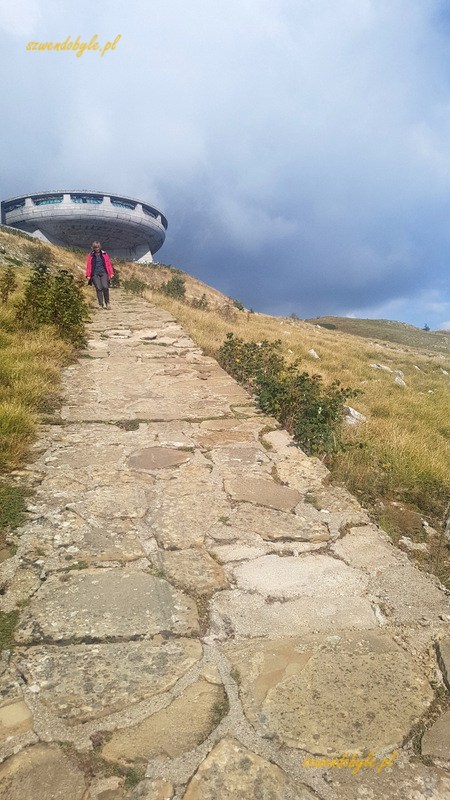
[370,363,393,373]
[308,348,319,359]
[343,406,366,425]
[394,376,406,387]
[399,536,429,553]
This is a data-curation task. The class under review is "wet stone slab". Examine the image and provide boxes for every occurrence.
[182,738,315,800]
[224,633,434,756]
[14,638,202,724]
[16,569,199,643]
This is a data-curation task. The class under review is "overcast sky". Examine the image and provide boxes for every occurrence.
[1,0,450,329]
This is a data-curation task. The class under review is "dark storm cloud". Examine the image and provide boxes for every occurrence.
[2,0,450,327]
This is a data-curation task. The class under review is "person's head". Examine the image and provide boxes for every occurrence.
[92,241,101,252]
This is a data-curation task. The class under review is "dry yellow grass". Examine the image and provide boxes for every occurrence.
[0,264,73,471]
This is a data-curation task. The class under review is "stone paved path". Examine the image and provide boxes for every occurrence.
[1,290,450,799]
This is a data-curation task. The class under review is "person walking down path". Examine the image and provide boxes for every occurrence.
[85,241,114,309]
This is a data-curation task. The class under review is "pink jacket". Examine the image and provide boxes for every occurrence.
[85,250,114,279]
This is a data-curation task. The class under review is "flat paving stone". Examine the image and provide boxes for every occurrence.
[154,549,229,595]
[128,447,192,471]
[224,477,301,511]
[210,590,376,638]
[62,358,248,422]
[102,679,226,765]
[0,699,33,741]
[325,756,450,799]
[16,569,199,643]
[224,633,434,755]
[182,738,315,800]
[421,709,450,763]
[14,639,202,724]
[233,554,368,599]
[335,527,450,623]
[437,637,450,689]
[129,780,174,799]
[148,494,230,549]
[0,744,87,800]
[228,502,329,543]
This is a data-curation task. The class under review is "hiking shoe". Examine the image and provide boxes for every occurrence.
[105,304,111,310]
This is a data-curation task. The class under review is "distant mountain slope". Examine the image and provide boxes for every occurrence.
[306,316,450,355]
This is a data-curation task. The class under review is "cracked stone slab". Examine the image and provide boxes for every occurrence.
[225,503,330,543]
[421,709,450,763]
[16,569,199,643]
[232,554,368,599]
[20,513,146,568]
[147,494,230,549]
[102,679,226,765]
[0,744,87,800]
[210,589,376,638]
[152,549,229,595]
[67,481,154,520]
[224,477,301,511]
[182,738,315,799]
[14,638,202,724]
[224,633,434,755]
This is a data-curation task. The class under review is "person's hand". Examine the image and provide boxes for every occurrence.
[87,278,93,286]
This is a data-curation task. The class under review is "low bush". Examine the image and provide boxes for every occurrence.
[160,276,186,300]
[218,333,360,456]
[121,275,146,295]
[0,266,18,304]
[192,293,209,310]
[16,265,88,346]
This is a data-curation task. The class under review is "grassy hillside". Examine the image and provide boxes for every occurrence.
[306,315,450,354]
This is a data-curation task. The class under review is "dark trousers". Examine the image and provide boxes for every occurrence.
[92,273,110,306]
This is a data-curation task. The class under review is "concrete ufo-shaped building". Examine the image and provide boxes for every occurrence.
[1,190,168,262]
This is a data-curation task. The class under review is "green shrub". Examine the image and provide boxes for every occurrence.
[110,268,120,288]
[0,266,18,304]
[218,333,360,456]
[22,241,55,269]
[121,276,146,295]
[15,265,88,346]
[160,276,186,300]
[192,293,209,310]
[232,298,244,311]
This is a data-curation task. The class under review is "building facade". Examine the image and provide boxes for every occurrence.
[1,190,168,262]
